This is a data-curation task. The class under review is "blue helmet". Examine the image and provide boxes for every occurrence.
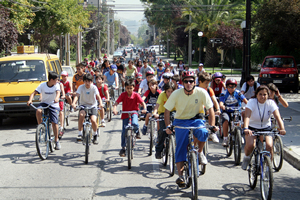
[110,64,117,71]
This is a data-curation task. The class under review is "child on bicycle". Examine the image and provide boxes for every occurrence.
[141,79,162,135]
[133,73,142,92]
[73,62,86,96]
[152,81,176,159]
[72,73,103,144]
[112,79,147,157]
[211,72,226,97]
[219,78,247,147]
[156,63,165,82]
[125,60,137,79]
[95,75,110,127]
[27,71,61,150]
[60,71,73,106]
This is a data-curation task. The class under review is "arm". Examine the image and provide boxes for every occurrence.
[54,90,60,103]
[60,83,65,99]
[27,91,39,106]
[211,95,220,115]
[72,93,80,108]
[105,90,110,101]
[141,102,147,113]
[207,107,215,126]
[96,94,103,109]
[273,109,286,135]
[219,101,225,111]
[152,103,159,118]
[242,98,248,104]
[276,91,288,108]
[115,75,118,89]
[113,101,119,115]
[164,109,172,134]
[69,81,73,93]
[243,107,253,136]
[73,82,76,93]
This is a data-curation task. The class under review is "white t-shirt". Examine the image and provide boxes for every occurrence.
[241,82,260,99]
[140,66,154,79]
[139,79,149,94]
[246,98,278,129]
[76,84,99,108]
[36,82,60,109]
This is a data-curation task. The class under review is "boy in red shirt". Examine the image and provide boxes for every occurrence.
[60,71,73,105]
[134,73,142,92]
[113,79,147,157]
[96,75,110,127]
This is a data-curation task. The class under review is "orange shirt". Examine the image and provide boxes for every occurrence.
[73,73,85,90]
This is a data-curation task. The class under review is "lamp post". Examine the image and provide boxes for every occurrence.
[240,20,246,87]
[198,31,203,63]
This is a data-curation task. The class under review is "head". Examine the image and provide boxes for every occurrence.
[213,72,223,84]
[128,60,133,67]
[246,75,255,87]
[135,73,142,82]
[83,73,93,88]
[171,74,180,86]
[226,78,238,94]
[110,64,117,74]
[104,60,109,67]
[61,71,68,82]
[116,60,120,66]
[149,60,152,66]
[48,71,59,86]
[95,75,104,85]
[164,67,171,73]
[76,62,85,74]
[143,59,148,67]
[94,69,100,76]
[254,85,270,104]
[146,71,155,81]
[198,63,204,70]
[158,63,163,70]
[222,74,226,82]
[125,79,135,95]
[179,60,183,64]
[88,65,93,71]
[148,79,158,92]
[184,66,189,70]
[267,83,278,98]
[163,81,176,98]
[113,57,117,62]
[162,72,172,84]
[182,71,196,93]
[198,72,212,89]
[138,61,142,66]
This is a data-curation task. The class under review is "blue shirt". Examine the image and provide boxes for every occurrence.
[104,71,118,87]
[157,68,165,81]
[219,89,245,112]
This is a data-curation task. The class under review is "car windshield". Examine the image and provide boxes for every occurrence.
[263,58,294,68]
[62,67,74,76]
[0,60,46,82]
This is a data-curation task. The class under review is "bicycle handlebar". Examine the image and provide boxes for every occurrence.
[173,125,206,130]
[251,131,279,136]
[30,103,52,110]
[120,110,139,114]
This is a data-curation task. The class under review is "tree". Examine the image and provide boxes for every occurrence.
[0,5,18,55]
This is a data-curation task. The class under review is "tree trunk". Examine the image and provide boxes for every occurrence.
[205,41,219,68]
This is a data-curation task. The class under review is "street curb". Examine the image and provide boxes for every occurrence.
[283,145,300,170]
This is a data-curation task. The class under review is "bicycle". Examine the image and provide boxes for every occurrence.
[224,106,243,165]
[98,98,112,123]
[63,94,72,129]
[30,104,55,160]
[248,131,277,200]
[173,125,206,200]
[77,106,101,164]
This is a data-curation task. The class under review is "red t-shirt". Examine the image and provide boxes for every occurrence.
[97,84,108,99]
[89,61,95,67]
[116,92,144,119]
[212,81,224,96]
[60,80,71,93]
[134,80,141,92]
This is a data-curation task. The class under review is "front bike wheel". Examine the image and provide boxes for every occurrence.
[85,129,90,164]
[169,135,175,176]
[199,141,208,175]
[149,121,155,156]
[234,127,242,165]
[260,156,273,200]
[184,162,191,188]
[36,123,49,160]
[191,152,199,200]
[273,135,283,171]
[127,131,132,169]
[248,153,258,189]
[226,134,233,157]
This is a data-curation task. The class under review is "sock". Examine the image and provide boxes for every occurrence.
[60,127,63,131]
[101,119,105,122]
[78,131,83,136]
[93,130,97,136]
[224,137,228,140]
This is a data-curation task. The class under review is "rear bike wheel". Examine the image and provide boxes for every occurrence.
[191,152,198,200]
[65,104,70,126]
[273,135,283,171]
[162,138,169,166]
[127,130,132,169]
[226,134,233,157]
[199,141,208,175]
[260,156,273,200]
[169,134,175,176]
[85,127,90,164]
[149,120,155,156]
[234,127,242,165]
[108,100,112,122]
[248,152,258,189]
[36,123,49,160]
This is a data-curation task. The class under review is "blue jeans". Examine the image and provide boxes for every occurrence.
[121,114,139,148]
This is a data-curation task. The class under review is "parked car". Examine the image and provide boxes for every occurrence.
[113,51,122,59]
[62,66,75,83]
[258,55,299,93]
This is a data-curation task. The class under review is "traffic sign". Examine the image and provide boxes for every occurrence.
[214,38,223,43]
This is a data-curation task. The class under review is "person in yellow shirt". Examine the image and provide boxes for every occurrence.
[164,71,218,188]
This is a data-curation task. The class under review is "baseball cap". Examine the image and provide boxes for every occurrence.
[61,71,68,76]
[199,63,204,66]
[110,65,117,71]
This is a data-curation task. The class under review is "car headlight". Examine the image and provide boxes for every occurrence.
[0,98,3,102]
[262,74,268,78]
[288,74,295,78]
[33,95,40,101]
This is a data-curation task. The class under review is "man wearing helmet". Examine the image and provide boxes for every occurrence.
[211,72,226,97]
[219,78,248,146]
[164,71,218,187]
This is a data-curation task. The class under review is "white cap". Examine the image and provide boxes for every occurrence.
[61,71,68,76]
[199,63,204,66]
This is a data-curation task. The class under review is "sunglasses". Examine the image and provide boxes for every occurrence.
[183,80,195,84]
[227,85,236,89]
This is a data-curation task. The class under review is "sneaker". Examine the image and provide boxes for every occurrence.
[100,121,106,127]
[241,136,245,145]
[199,151,208,165]
[77,134,83,141]
[241,156,251,170]
[55,141,61,150]
[222,138,229,147]
[141,124,147,135]
[58,131,64,139]
[93,135,99,145]
[155,151,162,159]
[209,133,219,143]
[176,177,186,188]
[119,149,126,157]
[136,131,141,139]
[70,107,74,112]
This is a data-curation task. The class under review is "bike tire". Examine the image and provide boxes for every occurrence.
[191,152,198,200]
[36,123,49,160]
[199,141,208,175]
[226,135,233,157]
[49,123,55,153]
[234,127,242,165]
[169,135,175,176]
[85,128,90,164]
[162,138,169,166]
[149,121,154,156]
[97,110,101,127]
[260,156,273,200]
[184,162,191,188]
[108,100,112,122]
[127,130,132,169]
[273,135,283,171]
[248,152,258,189]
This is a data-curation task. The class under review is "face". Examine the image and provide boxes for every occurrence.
[166,88,174,98]
[269,90,275,98]
[200,80,210,89]
[146,75,154,81]
[198,65,203,69]
[61,75,67,82]
[171,79,177,85]
[227,84,236,93]
[88,66,92,71]
[215,78,221,84]
[247,79,254,87]
[137,77,141,82]
[163,78,170,84]
[84,80,92,88]
[257,89,268,103]
[96,77,103,85]
[183,78,195,91]
[76,66,83,73]
[125,85,134,95]
[95,71,100,76]
[149,83,157,91]
[143,62,147,66]
[50,78,58,86]
[165,68,170,73]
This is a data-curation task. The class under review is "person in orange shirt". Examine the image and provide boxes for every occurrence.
[73,62,86,96]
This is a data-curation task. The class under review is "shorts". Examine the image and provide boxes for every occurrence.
[118,73,125,82]
[59,100,64,111]
[39,103,59,124]
[173,118,208,163]
[146,105,154,113]
[221,112,231,124]
[80,106,98,116]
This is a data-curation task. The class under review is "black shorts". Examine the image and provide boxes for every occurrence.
[80,106,98,116]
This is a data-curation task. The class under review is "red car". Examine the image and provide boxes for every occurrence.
[258,55,299,93]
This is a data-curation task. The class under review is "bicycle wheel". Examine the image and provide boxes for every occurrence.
[199,141,208,175]
[162,138,168,166]
[35,123,49,160]
[184,162,191,188]
[226,134,233,157]
[66,104,70,126]
[127,130,132,169]
[149,120,155,156]
[248,152,258,189]
[48,124,55,153]
[85,128,90,164]
[108,100,112,122]
[234,127,242,165]
[273,135,283,171]
[260,156,273,200]
[169,134,175,176]
[191,152,198,200]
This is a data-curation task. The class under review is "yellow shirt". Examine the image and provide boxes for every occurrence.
[164,87,213,119]
[157,91,175,114]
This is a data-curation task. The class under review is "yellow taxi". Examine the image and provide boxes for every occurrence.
[0,52,63,125]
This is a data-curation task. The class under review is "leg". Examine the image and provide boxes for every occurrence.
[52,122,59,142]
[36,109,42,124]
[244,135,256,156]
[145,113,151,126]
[131,114,139,134]
[176,161,184,176]
[223,120,229,137]
[100,108,105,120]
[59,111,64,129]
[121,118,130,148]
[78,110,86,131]
[90,115,97,132]
[66,95,72,105]
[264,135,273,159]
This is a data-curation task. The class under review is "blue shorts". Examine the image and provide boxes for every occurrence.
[173,118,208,163]
[39,103,59,124]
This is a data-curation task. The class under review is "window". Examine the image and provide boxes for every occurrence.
[55,60,62,75]
[50,61,58,73]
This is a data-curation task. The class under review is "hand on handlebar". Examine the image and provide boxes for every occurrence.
[153,114,159,119]
[279,130,286,135]
[244,129,253,136]
[27,101,32,106]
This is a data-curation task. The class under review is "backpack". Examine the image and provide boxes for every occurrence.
[245,81,257,93]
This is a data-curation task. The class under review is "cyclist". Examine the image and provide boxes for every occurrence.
[136,60,142,73]
[60,71,73,106]
[195,63,205,74]
[72,73,103,144]
[148,60,157,75]
[101,60,110,75]
[103,65,119,99]
[125,60,137,79]
[73,62,86,96]
[158,72,173,91]
[176,60,184,75]
[58,80,66,137]
[164,71,217,187]
[171,74,183,89]
[152,81,176,159]
[133,73,142,92]
[140,59,154,79]
[211,72,226,97]
[27,71,61,150]
[138,71,155,95]
[219,78,248,146]
[116,61,125,92]
[241,75,260,100]
[267,83,289,108]
[156,63,165,82]
[241,85,286,170]
[112,79,147,157]
[95,75,110,127]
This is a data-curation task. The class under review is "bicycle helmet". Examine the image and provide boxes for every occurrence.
[181,71,195,80]
[146,70,154,77]
[226,78,237,86]
[135,73,142,78]
[162,72,173,79]
[213,72,223,79]
[110,64,117,71]
[61,71,68,76]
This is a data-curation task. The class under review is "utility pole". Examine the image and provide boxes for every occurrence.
[153,25,156,45]
[107,10,110,56]
[188,13,192,67]
[118,22,121,48]
[65,33,70,65]
[111,11,114,55]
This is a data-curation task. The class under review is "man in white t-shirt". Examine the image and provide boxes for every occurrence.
[140,59,154,79]
[27,71,61,150]
[72,73,103,144]
[138,71,155,95]
[241,75,260,100]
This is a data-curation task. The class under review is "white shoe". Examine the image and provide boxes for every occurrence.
[199,152,208,165]
[222,138,229,147]
[241,137,245,144]
[209,133,219,143]
[241,156,251,170]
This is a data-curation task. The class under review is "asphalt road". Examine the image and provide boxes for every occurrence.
[1,102,300,200]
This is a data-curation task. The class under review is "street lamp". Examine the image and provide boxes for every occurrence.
[198,31,203,63]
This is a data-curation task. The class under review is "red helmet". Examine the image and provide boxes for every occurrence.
[226,78,237,86]
[135,73,142,78]
[146,70,154,76]
[181,71,195,80]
